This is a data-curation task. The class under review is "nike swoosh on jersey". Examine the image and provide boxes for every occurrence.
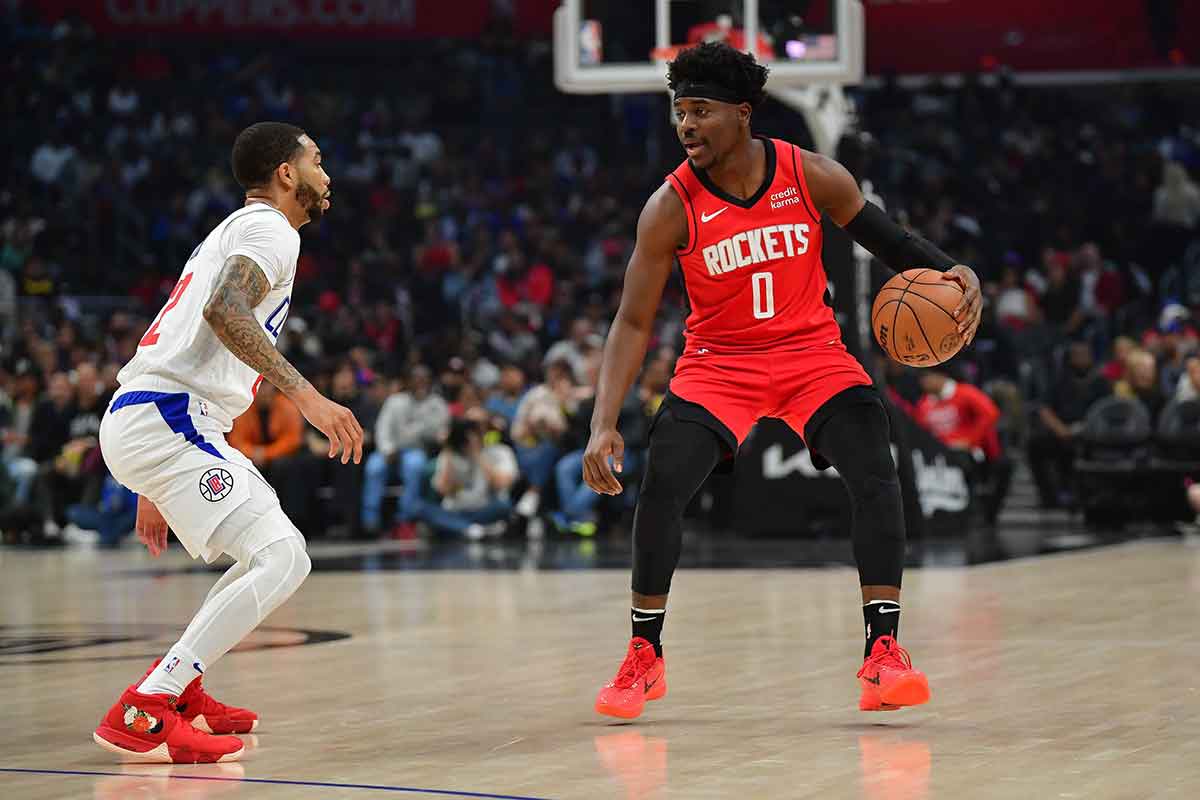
[700,207,729,223]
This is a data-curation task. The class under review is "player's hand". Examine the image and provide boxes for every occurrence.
[583,428,625,495]
[295,390,364,465]
[943,264,983,346]
[135,495,169,558]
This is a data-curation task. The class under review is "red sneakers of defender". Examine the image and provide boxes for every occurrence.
[857,635,931,712]
[595,637,667,719]
[93,686,244,763]
[139,659,259,734]
[177,674,259,734]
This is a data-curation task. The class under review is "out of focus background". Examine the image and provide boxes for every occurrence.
[3,0,1200,563]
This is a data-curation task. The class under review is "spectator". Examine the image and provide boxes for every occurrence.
[992,264,1037,330]
[28,372,75,465]
[487,310,540,368]
[543,318,602,384]
[408,417,517,540]
[914,369,1011,524]
[362,365,449,536]
[63,474,136,548]
[34,363,109,536]
[1027,341,1111,508]
[551,356,647,536]
[1153,161,1200,231]
[1101,336,1137,382]
[1038,252,1083,336]
[485,364,527,427]
[227,383,305,474]
[495,236,554,313]
[1,362,40,507]
[1174,356,1200,403]
[272,364,372,537]
[510,359,572,520]
[1114,349,1166,423]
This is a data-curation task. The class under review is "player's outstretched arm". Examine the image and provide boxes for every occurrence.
[583,184,686,495]
[803,151,983,344]
[203,254,363,464]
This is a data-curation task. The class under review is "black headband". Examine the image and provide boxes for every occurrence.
[672,80,748,105]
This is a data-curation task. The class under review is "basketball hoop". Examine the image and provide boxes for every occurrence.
[554,0,864,156]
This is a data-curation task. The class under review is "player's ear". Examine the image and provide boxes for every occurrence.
[276,161,295,190]
[738,103,752,127]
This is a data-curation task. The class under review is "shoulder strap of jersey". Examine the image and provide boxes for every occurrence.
[778,140,821,224]
[664,162,700,256]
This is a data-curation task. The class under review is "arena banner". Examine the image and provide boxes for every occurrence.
[733,402,972,539]
[35,0,559,38]
[863,0,1200,75]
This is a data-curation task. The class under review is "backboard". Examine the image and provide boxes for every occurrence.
[553,0,864,95]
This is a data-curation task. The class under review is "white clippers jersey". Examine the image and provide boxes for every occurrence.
[117,204,300,429]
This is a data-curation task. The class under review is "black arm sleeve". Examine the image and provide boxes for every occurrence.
[842,201,957,290]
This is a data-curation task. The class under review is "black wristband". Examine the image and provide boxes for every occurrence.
[843,201,956,274]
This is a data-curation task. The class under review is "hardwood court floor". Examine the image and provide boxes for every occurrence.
[2,537,1198,799]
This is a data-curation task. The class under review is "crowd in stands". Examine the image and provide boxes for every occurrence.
[2,6,1199,545]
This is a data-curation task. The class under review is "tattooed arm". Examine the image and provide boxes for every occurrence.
[203,255,310,395]
[203,255,364,464]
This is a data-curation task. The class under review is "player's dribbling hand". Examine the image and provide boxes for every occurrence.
[135,495,169,558]
[296,391,364,465]
[583,428,625,495]
[942,264,983,346]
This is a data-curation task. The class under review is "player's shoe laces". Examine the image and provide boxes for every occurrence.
[595,637,666,719]
[139,658,259,734]
[857,635,931,711]
[93,686,244,764]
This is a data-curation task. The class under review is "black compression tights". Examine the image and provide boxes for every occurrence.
[631,399,906,595]
[631,407,725,596]
[807,400,906,588]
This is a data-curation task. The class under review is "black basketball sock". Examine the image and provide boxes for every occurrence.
[863,600,901,658]
[631,607,666,657]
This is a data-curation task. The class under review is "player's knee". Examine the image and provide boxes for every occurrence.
[248,527,310,610]
[289,541,312,590]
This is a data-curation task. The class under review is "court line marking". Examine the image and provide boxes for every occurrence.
[0,768,556,799]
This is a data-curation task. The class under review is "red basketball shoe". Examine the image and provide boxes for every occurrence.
[177,674,259,735]
[93,686,244,763]
[857,636,931,712]
[138,659,259,734]
[595,637,667,719]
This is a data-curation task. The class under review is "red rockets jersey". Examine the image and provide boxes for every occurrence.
[665,136,842,354]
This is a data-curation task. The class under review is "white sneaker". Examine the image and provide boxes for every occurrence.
[515,489,540,518]
[63,523,100,545]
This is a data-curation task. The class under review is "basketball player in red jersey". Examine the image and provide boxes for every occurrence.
[585,42,982,718]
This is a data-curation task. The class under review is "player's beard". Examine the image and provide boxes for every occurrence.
[296,179,326,223]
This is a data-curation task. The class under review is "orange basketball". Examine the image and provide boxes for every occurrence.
[871,268,965,367]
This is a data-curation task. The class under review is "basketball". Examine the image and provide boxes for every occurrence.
[871,268,965,367]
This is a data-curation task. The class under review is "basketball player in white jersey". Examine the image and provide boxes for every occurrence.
[93,122,363,763]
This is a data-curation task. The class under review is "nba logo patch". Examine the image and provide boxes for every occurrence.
[198,468,234,502]
[198,400,209,416]
[163,656,180,673]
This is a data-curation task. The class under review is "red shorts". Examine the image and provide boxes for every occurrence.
[668,342,872,446]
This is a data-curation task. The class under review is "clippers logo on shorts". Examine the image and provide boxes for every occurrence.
[198,468,234,502]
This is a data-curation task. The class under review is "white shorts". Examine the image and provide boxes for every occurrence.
[99,385,281,563]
